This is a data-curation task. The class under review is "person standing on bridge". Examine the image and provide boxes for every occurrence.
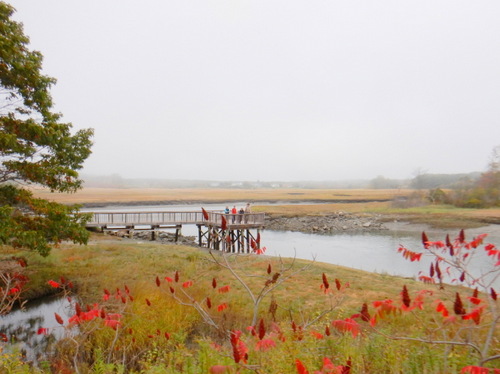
[244,203,251,223]
[238,207,245,223]
[231,206,237,223]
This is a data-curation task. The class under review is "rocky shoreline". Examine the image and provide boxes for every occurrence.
[264,212,387,233]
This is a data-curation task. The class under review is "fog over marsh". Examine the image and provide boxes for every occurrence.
[9,1,500,182]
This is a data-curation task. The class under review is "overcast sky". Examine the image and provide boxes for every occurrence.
[8,1,500,182]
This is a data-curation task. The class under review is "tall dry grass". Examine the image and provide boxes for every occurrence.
[30,187,411,205]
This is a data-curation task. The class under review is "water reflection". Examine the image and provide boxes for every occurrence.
[0,296,72,364]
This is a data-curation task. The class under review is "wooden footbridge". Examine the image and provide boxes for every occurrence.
[86,209,266,253]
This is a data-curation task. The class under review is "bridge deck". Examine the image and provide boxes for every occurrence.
[86,211,265,229]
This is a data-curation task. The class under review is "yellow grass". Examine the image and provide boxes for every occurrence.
[31,187,411,205]
[255,201,393,216]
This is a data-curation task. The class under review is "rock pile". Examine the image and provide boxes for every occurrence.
[264,212,387,233]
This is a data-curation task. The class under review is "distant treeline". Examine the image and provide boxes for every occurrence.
[81,172,481,190]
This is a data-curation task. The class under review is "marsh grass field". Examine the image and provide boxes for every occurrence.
[10,236,491,373]
[32,187,500,228]
[32,187,409,205]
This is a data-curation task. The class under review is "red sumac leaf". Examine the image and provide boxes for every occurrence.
[401,285,411,308]
[446,234,454,255]
[48,280,60,288]
[37,327,49,335]
[209,365,229,374]
[454,293,466,315]
[250,238,256,249]
[267,264,272,274]
[212,277,217,289]
[156,276,161,287]
[218,285,230,293]
[75,303,82,316]
[436,301,449,317]
[435,261,442,280]
[258,318,266,340]
[325,325,331,336]
[221,215,227,230]
[295,359,309,374]
[217,303,228,312]
[322,273,329,290]
[54,313,64,325]
[202,208,209,220]
[458,229,465,243]
[422,232,429,248]
[360,303,370,322]
[472,288,479,298]
[491,288,497,301]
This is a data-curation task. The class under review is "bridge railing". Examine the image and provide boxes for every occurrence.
[86,211,206,227]
[86,211,266,227]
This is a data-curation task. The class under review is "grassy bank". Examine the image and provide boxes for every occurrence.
[4,234,497,373]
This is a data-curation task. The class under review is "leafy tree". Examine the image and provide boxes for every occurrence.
[452,146,500,208]
[0,2,93,256]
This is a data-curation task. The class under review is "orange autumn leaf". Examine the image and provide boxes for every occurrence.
[255,338,276,351]
[218,285,230,294]
[217,303,228,312]
[332,318,360,337]
[48,280,60,288]
[182,280,193,288]
[295,359,309,374]
[209,365,229,374]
